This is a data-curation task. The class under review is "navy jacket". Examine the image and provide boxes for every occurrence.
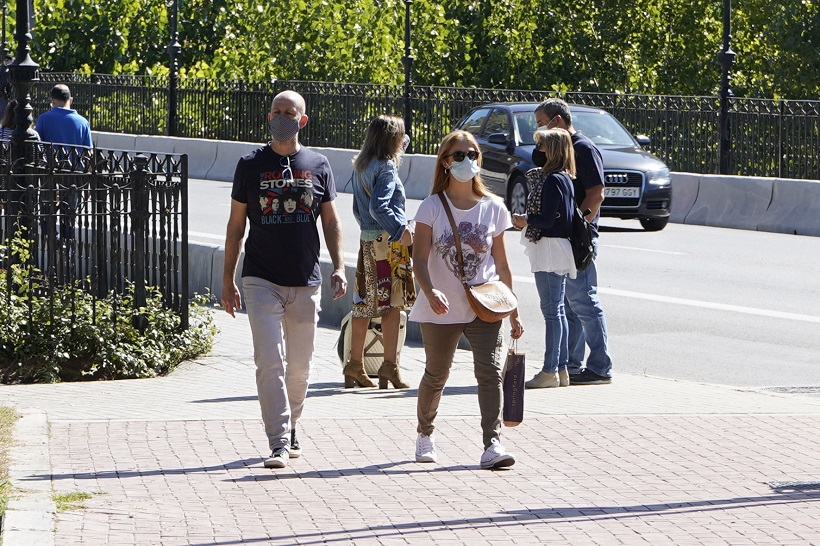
[525,170,574,239]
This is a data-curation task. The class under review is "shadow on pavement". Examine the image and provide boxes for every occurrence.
[185,490,820,546]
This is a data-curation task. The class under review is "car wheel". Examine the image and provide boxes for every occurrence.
[508,176,528,215]
[639,217,669,231]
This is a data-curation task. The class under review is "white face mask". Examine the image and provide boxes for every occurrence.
[450,158,480,183]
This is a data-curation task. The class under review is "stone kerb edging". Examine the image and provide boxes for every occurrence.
[0,409,55,546]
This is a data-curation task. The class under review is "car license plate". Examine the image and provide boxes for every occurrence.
[604,187,640,198]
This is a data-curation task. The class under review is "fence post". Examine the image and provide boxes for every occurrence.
[402,0,414,153]
[717,0,736,175]
[130,154,150,332]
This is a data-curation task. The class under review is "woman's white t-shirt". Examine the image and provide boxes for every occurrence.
[409,192,512,324]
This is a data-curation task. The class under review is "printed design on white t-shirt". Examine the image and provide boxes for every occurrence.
[434,220,490,282]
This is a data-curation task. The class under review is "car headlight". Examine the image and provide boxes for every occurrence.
[647,168,671,186]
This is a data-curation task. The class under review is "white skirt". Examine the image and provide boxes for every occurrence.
[520,230,578,279]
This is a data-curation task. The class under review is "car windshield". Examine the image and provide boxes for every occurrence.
[514,110,636,147]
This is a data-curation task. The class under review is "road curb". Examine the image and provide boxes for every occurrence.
[1,408,55,546]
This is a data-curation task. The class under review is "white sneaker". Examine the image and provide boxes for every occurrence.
[415,434,437,463]
[480,439,515,469]
[525,370,561,389]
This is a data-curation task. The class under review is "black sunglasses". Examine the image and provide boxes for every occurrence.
[449,150,480,162]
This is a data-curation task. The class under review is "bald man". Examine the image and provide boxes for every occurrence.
[221,90,347,469]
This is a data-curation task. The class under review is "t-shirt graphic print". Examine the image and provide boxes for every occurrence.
[257,163,316,224]
[434,221,491,283]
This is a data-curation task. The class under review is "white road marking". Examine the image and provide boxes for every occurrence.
[512,275,820,324]
[194,237,816,324]
[603,244,686,255]
[189,231,226,242]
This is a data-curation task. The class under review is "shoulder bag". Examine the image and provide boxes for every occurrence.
[437,193,517,323]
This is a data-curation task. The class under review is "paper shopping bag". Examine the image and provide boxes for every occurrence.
[503,342,525,427]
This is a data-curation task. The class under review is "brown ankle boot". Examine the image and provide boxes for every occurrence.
[343,359,375,388]
[378,361,409,389]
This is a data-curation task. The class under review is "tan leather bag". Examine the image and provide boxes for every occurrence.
[438,193,517,323]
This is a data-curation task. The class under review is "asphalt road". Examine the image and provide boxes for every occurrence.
[189,178,820,389]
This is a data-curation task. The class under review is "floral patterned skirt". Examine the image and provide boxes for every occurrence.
[352,233,415,318]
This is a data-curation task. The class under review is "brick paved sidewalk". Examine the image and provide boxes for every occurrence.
[3,311,820,545]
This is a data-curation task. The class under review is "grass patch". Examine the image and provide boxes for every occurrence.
[0,406,19,516]
[53,491,94,512]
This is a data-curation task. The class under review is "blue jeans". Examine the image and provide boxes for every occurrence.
[565,239,613,377]
[534,271,568,374]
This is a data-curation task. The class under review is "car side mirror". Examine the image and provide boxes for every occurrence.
[487,133,509,145]
[636,135,651,147]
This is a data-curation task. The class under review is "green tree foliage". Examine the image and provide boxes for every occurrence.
[24,0,820,99]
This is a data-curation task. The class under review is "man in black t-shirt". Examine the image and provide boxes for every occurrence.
[534,99,613,385]
[222,90,347,469]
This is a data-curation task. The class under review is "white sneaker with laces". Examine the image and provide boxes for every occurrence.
[415,433,437,463]
[480,439,515,469]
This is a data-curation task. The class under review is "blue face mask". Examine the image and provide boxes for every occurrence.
[450,157,480,183]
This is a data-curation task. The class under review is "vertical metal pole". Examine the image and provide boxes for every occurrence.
[2,1,8,59]
[9,0,39,164]
[131,154,150,333]
[717,0,736,175]
[167,0,181,136]
[401,0,414,153]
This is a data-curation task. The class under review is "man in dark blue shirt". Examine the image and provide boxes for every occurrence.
[221,90,347,470]
[534,99,613,385]
[35,84,93,147]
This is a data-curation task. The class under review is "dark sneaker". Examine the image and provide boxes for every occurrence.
[570,369,612,385]
[264,446,289,469]
[289,428,301,458]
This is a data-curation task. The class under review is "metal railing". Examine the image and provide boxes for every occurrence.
[1,140,189,329]
[31,73,820,180]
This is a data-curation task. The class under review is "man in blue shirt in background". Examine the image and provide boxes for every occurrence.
[35,84,93,147]
[36,84,93,244]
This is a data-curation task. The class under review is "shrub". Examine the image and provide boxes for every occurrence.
[0,240,217,384]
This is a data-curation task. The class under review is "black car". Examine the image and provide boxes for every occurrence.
[453,103,672,231]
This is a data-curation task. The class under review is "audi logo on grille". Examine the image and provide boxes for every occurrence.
[606,173,629,184]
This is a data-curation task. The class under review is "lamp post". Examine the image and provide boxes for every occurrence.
[166,0,182,137]
[9,0,40,165]
[401,0,414,153]
[717,0,736,175]
[2,1,8,59]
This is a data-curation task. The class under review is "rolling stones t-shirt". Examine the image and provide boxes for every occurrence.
[408,192,512,324]
[231,145,336,286]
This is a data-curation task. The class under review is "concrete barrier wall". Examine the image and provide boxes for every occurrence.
[95,132,819,336]
[757,177,820,237]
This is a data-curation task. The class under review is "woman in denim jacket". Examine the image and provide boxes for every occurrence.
[346,115,416,389]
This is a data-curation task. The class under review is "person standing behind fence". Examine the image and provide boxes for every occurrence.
[512,128,576,388]
[34,85,92,147]
[534,99,612,385]
[410,130,523,469]
[221,90,347,470]
[0,55,13,117]
[347,115,416,390]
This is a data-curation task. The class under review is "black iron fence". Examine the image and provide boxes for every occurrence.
[31,73,820,180]
[1,140,189,329]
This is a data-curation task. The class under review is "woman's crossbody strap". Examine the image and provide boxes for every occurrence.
[437,192,466,284]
